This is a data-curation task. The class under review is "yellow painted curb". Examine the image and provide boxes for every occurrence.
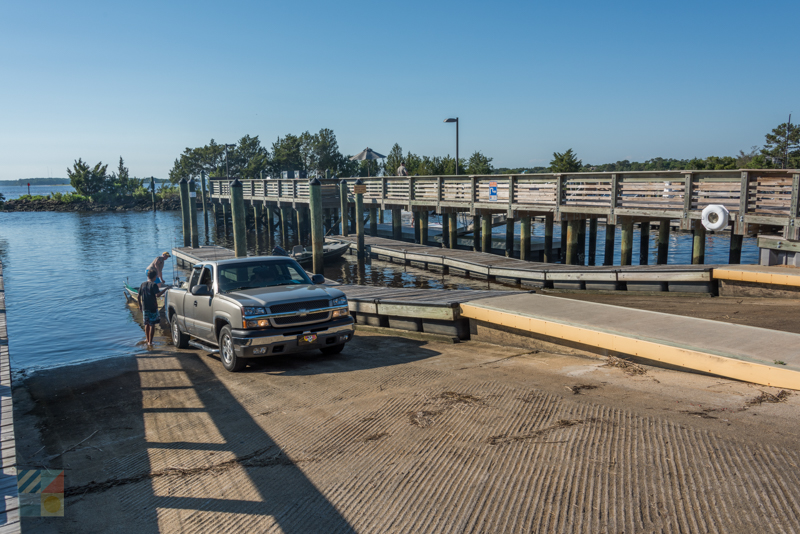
[461,303,800,390]
[713,268,800,288]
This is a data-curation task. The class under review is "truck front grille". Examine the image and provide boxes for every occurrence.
[270,299,329,314]
[273,311,330,326]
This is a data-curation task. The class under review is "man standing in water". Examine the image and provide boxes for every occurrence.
[146,251,170,285]
[138,269,166,346]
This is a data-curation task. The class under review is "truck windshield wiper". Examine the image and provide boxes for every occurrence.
[226,285,257,292]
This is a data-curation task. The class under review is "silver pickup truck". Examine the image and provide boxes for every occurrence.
[164,256,354,372]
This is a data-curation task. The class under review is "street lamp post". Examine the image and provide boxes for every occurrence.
[444,118,459,175]
[224,143,236,180]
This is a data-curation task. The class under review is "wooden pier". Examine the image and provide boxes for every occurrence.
[0,264,20,533]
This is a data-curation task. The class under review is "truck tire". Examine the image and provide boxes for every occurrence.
[171,315,189,349]
[320,343,345,356]
[219,325,246,372]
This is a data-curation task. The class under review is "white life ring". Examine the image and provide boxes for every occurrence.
[701,204,729,231]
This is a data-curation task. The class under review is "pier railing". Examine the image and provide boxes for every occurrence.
[210,169,800,237]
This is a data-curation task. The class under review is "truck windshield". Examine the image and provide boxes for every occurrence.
[218,260,312,293]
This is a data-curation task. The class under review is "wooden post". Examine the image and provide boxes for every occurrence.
[604,222,616,266]
[189,179,199,249]
[392,209,402,240]
[505,217,515,257]
[253,203,263,254]
[577,218,586,265]
[266,206,275,245]
[230,179,247,257]
[151,176,157,211]
[657,220,670,265]
[520,216,531,261]
[200,171,207,217]
[379,209,384,224]
[449,213,458,249]
[179,178,191,247]
[350,205,356,234]
[355,179,365,260]
[420,211,429,246]
[473,215,481,252]
[309,178,324,275]
[639,221,650,265]
[620,217,633,266]
[566,219,580,265]
[279,207,289,245]
[588,218,597,266]
[481,215,491,254]
[692,220,706,264]
[729,233,743,264]
[560,220,567,263]
[441,212,449,248]
[413,211,421,243]
[544,213,554,263]
[339,180,349,236]
[369,207,378,237]
[296,207,307,244]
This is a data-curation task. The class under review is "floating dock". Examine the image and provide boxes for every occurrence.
[0,264,20,533]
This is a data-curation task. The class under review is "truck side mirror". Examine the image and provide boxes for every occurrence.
[191,285,211,296]
[311,274,325,285]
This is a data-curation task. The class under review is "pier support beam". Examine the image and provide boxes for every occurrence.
[441,214,450,248]
[729,233,743,265]
[369,207,378,237]
[560,220,568,263]
[309,178,324,275]
[620,217,633,266]
[544,214,554,263]
[266,207,275,245]
[473,215,481,252]
[179,178,191,247]
[200,171,207,218]
[577,219,587,265]
[639,221,650,265]
[230,179,247,258]
[297,207,308,245]
[449,213,458,249]
[520,216,531,261]
[355,179,365,260]
[481,215,491,254]
[604,222,616,266]
[420,212,429,246]
[253,203,263,253]
[189,178,199,249]
[339,181,349,236]
[657,221,670,265]
[392,209,402,240]
[413,211,421,243]
[692,220,706,265]
[279,207,289,245]
[151,176,157,212]
[505,217,515,257]
[566,219,580,265]
[588,218,597,266]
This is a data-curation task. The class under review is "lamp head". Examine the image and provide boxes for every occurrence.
[444,118,458,123]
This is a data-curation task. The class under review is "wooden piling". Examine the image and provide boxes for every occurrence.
[413,211,421,243]
[230,179,247,257]
[729,233,743,264]
[481,215,491,254]
[379,209,384,224]
[520,216,531,261]
[339,180,349,236]
[309,178,324,275]
[620,217,633,266]
[420,212,429,246]
[505,217,515,257]
[566,219,580,265]
[577,219,586,265]
[150,176,156,211]
[473,215,481,252]
[369,207,378,237]
[179,178,191,247]
[279,207,289,245]
[449,213,458,249]
[639,221,650,265]
[266,206,275,246]
[392,209,402,240]
[544,213,554,263]
[604,223,616,266]
[588,218,597,266]
[442,213,450,248]
[657,220,670,264]
[296,207,307,244]
[200,171,207,217]
[355,179,365,260]
[188,178,199,249]
[560,220,568,263]
[692,220,706,264]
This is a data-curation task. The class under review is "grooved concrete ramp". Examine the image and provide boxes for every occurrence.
[461,293,800,389]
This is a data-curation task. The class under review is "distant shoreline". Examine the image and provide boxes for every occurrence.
[0,178,70,186]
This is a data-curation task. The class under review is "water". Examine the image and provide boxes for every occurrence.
[0,209,759,375]
[1,184,75,200]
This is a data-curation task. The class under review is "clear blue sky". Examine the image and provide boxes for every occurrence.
[1,0,797,180]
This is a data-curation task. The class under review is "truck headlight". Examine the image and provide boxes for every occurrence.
[330,296,347,307]
[245,319,271,328]
[332,308,349,318]
[243,307,267,316]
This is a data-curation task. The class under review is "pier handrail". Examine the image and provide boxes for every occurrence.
[209,169,800,237]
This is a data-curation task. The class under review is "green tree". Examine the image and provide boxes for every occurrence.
[466,151,493,175]
[271,134,304,174]
[549,149,582,173]
[67,159,108,197]
[385,143,404,176]
[761,121,800,169]
[230,135,270,179]
[109,157,142,196]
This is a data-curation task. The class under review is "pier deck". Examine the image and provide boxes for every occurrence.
[0,264,20,533]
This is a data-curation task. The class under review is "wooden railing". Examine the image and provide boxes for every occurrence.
[209,169,800,236]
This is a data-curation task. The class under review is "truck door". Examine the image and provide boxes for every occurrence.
[184,266,203,335]
[191,265,215,342]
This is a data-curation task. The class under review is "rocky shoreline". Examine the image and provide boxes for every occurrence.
[1,197,182,212]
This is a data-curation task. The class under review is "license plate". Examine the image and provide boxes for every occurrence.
[298,333,318,345]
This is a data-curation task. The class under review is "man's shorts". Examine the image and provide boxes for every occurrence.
[145,270,163,284]
[144,310,160,326]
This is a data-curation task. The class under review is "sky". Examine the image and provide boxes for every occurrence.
[1,0,798,180]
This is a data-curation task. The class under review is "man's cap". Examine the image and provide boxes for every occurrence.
[162,251,171,257]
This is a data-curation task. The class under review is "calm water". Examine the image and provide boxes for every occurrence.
[0,209,758,375]
[1,184,75,200]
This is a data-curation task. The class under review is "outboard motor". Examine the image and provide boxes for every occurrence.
[272,245,289,257]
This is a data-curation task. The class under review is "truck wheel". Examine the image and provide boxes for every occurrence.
[219,325,246,372]
[320,343,345,356]
[171,316,189,348]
